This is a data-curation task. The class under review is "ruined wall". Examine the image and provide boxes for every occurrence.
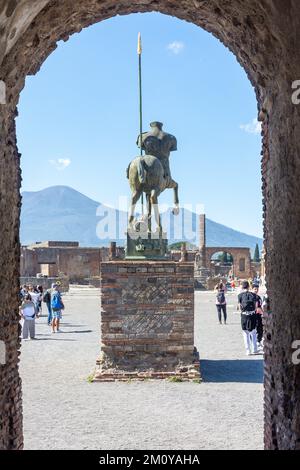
[262,110,300,450]
[205,247,252,280]
[20,246,101,281]
[57,248,100,281]
[20,246,38,277]
[0,0,300,450]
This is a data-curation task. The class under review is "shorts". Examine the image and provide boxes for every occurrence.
[241,313,257,332]
[52,309,62,320]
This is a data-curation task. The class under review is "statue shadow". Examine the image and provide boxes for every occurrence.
[200,359,264,384]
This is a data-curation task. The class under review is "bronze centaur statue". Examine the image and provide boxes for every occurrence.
[127,122,179,232]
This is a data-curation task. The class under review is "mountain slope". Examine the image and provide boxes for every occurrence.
[20,186,263,252]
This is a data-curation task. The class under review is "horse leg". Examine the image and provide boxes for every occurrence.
[146,193,152,233]
[150,187,162,232]
[168,179,180,215]
[129,190,142,225]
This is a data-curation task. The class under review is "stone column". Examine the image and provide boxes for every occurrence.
[199,214,207,268]
[180,242,188,262]
[109,242,117,261]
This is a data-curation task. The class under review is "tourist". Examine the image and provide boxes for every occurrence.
[19,294,39,340]
[37,285,43,315]
[28,285,40,310]
[43,287,52,326]
[51,283,64,333]
[215,281,227,325]
[238,281,259,356]
[252,283,263,349]
[20,284,28,302]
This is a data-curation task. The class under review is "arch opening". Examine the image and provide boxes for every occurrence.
[2,0,299,452]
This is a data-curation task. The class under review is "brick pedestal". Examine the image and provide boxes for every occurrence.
[94,261,200,382]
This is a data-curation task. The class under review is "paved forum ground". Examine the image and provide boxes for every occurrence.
[20,286,263,450]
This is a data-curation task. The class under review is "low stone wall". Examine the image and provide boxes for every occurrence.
[94,261,200,382]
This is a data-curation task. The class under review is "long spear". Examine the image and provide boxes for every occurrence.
[137,32,144,216]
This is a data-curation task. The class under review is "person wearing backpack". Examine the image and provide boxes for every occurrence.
[238,281,259,356]
[51,283,64,333]
[215,282,227,325]
[43,288,52,326]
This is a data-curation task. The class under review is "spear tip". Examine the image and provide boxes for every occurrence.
[137,32,142,55]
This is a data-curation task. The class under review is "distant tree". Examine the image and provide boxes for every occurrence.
[169,242,183,250]
[222,252,228,264]
[217,252,233,264]
[253,243,260,262]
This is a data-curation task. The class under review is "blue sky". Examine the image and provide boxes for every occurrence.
[17,12,262,237]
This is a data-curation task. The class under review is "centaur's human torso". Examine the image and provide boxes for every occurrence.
[137,121,177,186]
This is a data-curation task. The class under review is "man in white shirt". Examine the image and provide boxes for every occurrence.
[20,294,38,339]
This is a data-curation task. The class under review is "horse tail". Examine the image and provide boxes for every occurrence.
[137,157,147,184]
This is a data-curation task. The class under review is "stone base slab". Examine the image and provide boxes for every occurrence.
[93,361,201,383]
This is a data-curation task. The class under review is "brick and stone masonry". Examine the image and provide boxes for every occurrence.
[94,261,200,382]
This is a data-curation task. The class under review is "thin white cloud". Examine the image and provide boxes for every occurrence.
[49,158,71,171]
[167,41,184,55]
[240,118,261,135]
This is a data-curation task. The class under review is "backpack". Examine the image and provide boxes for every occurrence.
[240,292,256,312]
[43,291,51,303]
[217,291,225,304]
[51,292,64,311]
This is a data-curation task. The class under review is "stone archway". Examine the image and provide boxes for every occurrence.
[206,247,252,280]
[1,0,300,450]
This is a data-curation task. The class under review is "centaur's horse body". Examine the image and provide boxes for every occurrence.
[127,122,179,231]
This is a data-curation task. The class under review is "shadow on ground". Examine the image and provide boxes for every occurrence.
[200,359,264,384]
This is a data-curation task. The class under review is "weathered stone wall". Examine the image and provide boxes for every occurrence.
[20,245,101,282]
[95,261,198,381]
[100,246,125,262]
[170,250,197,263]
[205,247,252,280]
[261,114,300,450]
[0,0,300,450]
